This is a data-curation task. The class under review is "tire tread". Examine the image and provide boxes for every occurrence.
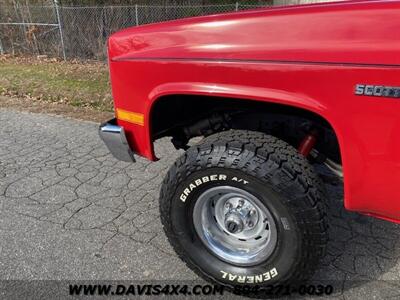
[159,130,328,288]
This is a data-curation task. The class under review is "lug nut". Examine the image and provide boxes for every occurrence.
[249,209,256,216]
[248,221,254,228]
[237,199,244,207]
[225,202,232,209]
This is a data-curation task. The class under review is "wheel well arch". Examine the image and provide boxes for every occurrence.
[149,94,342,164]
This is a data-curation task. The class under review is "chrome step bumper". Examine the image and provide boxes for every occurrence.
[99,118,135,162]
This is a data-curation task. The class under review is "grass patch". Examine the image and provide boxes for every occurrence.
[0,56,114,112]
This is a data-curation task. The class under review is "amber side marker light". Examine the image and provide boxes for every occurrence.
[116,108,144,126]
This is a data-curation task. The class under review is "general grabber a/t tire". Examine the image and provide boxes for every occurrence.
[159,130,328,293]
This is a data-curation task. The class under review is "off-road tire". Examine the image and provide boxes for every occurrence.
[159,130,328,294]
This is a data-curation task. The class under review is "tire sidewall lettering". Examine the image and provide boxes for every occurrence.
[220,268,278,284]
[171,168,300,286]
[179,173,249,202]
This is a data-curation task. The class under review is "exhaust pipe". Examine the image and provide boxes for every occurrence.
[310,149,343,178]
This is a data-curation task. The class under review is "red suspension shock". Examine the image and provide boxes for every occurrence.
[298,130,318,157]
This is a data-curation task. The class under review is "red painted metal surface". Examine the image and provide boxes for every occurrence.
[107,1,400,222]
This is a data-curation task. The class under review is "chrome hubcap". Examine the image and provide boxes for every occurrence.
[223,197,258,234]
[193,186,277,266]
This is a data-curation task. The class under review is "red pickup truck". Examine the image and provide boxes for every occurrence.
[100,0,400,290]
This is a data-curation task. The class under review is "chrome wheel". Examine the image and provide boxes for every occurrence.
[193,186,277,266]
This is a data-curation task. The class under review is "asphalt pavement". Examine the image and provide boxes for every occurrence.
[0,108,400,299]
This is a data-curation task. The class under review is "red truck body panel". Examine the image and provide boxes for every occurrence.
[107,1,400,222]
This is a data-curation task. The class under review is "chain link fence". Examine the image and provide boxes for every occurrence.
[0,1,338,60]
[0,3,61,58]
